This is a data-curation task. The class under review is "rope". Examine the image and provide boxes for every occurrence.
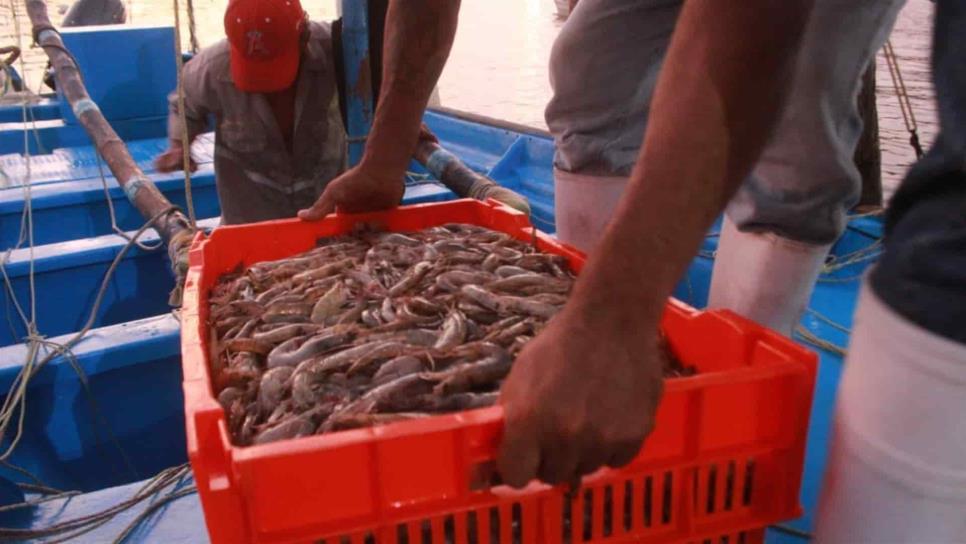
[172,0,197,229]
[0,0,146,487]
[0,206,177,461]
[15,481,67,495]
[0,45,21,96]
[0,45,20,66]
[184,0,199,54]
[805,307,851,334]
[882,39,924,159]
[34,336,140,480]
[0,207,185,541]
[0,464,194,541]
[0,6,200,539]
[770,524,814,541]
[111,485,197,543]
[2,460,58,489]
[2,0,39,425]
[821,239,882,273]
[95,150,164,251]
[1,59,11,97]
[795,324,847,357]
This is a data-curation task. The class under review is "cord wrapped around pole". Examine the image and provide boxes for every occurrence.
[413,137,531,215]
[24,0,194,302]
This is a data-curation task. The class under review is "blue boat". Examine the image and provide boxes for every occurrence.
[0,18,879,544]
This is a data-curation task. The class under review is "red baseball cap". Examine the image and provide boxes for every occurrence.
[224,0,305,93]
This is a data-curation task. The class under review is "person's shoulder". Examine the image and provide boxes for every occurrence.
[185,40,231,79]
[307,20,333,43]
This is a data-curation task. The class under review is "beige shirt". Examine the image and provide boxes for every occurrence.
[168,21,346,225]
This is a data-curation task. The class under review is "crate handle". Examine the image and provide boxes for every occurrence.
[454,407,508,492]
[469,460,502,491]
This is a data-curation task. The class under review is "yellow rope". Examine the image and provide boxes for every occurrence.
[171,0,197,229]
[882,39,924,158]
[185,0,199,54]
[795,325,847,357]
[1,0,40,469]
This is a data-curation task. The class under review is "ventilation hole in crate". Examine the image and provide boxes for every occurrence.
[702,539,712,544]
[724,461,736,511]
[511,503,523,543]
[562,494,573,544]
[419,520,433,544]
[737,531,747,544]
[444,515,456,544]
[692,467,699,511]
[661,471,673,525]
[489,506,501,544]
[364,533,375,544]
[720,535,730,544]
[396,524,410,544]
[467,511,479,544]
[643,476,653,527]
[603,485,614,537]
[742,460,756,507]
[340,537,351,544]
[706,465,718,514]
[623,480,633,532]
[582,488,593,542]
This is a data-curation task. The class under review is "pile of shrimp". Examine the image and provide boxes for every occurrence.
[208,224,692,446]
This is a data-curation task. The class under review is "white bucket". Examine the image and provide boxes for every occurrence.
[814,283,966,543]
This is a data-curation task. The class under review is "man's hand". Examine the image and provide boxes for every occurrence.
[297,164,405,220]
[497,309,664,488]
[493,0,813,490]
[418,123,439,145]
[154,142,198,173]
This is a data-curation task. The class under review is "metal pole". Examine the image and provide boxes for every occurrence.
[340,0,373,167]
[24,0,191,246]
[24,0,195,305]
[854,60,882,209]
[412,138,531,214]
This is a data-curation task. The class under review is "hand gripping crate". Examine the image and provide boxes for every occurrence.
[180,199,817,544]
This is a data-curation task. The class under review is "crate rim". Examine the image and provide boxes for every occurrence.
[179,199,818,543]
[181,200,816,458]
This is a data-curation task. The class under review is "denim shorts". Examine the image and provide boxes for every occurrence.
[545,0,905,244]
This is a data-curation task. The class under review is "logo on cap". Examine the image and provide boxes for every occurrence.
[245,29,270,57]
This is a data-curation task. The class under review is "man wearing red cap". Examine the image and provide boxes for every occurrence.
[155,0,345,225]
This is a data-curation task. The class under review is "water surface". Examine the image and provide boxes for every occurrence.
[1,0,937,195]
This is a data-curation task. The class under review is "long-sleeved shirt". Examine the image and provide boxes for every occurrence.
[168,21,346,224]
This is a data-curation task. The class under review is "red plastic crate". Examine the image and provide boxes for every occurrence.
[181,199,817,544]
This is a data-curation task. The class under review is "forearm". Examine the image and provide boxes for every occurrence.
[361,0,460,177]
[568,0,813,329]
[167,108,205,148]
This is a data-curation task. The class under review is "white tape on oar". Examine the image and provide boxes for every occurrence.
[426,147,457,177]
[72,98,100,117]
[37,29,59,43]
[123,175,148,203]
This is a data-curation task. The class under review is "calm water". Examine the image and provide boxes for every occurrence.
[2,0,938,194]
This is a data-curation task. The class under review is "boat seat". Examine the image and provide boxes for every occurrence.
[0,133,215,188]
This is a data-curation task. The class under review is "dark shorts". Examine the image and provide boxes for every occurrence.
[870,0,966,345]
